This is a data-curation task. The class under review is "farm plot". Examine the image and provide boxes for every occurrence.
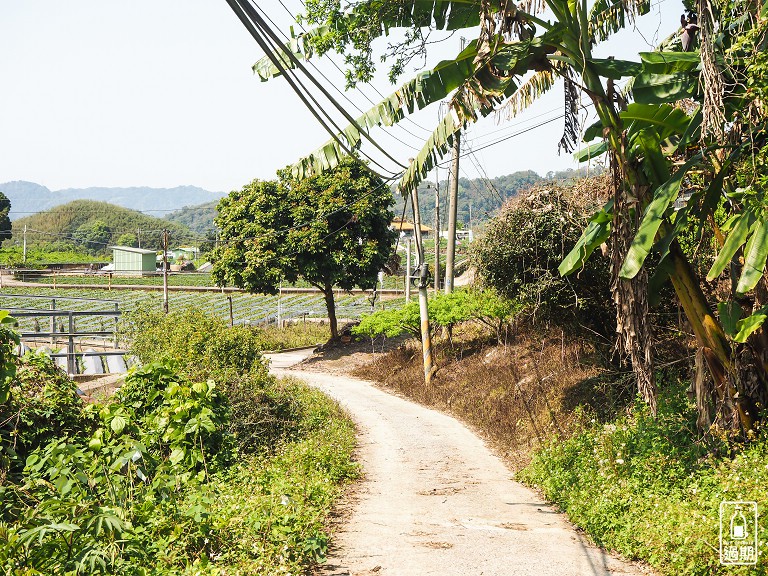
[0,287,379,334]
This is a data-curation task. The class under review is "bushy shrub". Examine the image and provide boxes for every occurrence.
[0,310,357,575]
[0,352,91,476]
[354,288,522,344]
[126,307,268,383]
[473,176,613,336]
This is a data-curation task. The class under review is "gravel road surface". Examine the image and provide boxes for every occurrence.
[267,350,643,576]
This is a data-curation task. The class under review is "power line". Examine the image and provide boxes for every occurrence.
[284,0,436,137]
[265,0,426,151]
[228,0,406,178]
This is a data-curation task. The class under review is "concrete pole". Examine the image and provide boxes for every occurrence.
[405,237,412,302]
[162,230,169,314]
[22,225,27,264]
[445,131,460,293]
[411,186,435,385]
[418,264,434,385]
[410,188,424,267]
[434,175,440,293]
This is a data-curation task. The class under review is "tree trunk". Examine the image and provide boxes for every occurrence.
[666,241,758,432]
[323,283,339,339]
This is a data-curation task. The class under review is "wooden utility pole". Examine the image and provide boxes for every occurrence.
[162,229,169,314]
[445,131,460,293]
[433,174,440,293]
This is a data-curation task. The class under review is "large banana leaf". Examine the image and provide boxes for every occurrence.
[736,214,768,294]
[574,140,608,162]
[290,38,547,183]
[619,155,700,279]
[707,209,758,281]
[588,58,642,80]
[497,68,558,120]
[254,0,484,81]
[588,0,650,44]
[718,302,768,343]
[622,103,691,142]
[398,112,461,195]
[559,200,613,276]
[287,41,483,180]
[631,52,701,104]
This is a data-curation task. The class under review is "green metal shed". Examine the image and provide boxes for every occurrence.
[110,246,157,274]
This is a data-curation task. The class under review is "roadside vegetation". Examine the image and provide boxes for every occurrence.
[0,307,356,574]
[352,176,768,574]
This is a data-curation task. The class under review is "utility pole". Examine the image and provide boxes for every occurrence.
[405,237,412,302]
[410,186,435,385]
[136,228,141,248]
[162,229,169,314]
[22,225,27,264]
[410,187,424,265]
[445,131,460,293]
[433,173,440,293]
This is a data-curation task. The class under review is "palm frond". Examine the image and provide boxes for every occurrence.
[588,0,650,45]
[397,112,462,195]
[496,68,557,120]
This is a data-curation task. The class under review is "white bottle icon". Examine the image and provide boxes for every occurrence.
[730,507,748,540]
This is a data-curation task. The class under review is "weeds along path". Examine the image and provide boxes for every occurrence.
[268,352,642,576]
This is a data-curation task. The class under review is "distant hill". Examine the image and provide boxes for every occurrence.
[0,180,226,220]
[393,167,601,229]
[165,201,219,235]
[12,200,193,251]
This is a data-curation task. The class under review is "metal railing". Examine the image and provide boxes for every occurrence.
[2,295,126,375]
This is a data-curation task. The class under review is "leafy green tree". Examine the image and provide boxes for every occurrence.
[73,220,111,253]
[212,158,397,338]
[0,193,11,246]
[115,233,138,247]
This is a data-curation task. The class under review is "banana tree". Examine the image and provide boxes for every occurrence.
[239,0,768,432]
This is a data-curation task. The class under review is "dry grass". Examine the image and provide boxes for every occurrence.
[353,326,635,470]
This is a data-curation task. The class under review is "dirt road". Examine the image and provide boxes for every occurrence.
[267,351,642,576]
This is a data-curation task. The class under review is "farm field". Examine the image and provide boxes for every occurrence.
[15,271,411,291]
[0,286,395,335]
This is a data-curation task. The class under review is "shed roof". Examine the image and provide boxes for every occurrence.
[391,218,432,233]
[109,246,157,255]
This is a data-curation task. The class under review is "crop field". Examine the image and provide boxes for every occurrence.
[17,271,411,290]
[0,286,388,335]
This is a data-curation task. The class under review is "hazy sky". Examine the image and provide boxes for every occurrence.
[0,1,679,193]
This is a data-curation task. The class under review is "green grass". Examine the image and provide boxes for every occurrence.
[519,376,768,575]
[172,378,358,574]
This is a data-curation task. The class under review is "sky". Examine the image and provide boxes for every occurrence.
[0,0,680,194]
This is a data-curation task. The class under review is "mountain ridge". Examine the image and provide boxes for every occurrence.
[0,180,226,220]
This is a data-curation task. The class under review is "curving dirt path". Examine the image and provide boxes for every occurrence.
[268,350,643,576]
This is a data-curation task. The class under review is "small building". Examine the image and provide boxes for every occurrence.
[391,218,432,238]
[440,229,474,242]
[171,246,199,261]
[110,246,157,274]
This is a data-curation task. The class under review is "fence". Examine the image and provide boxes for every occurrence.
[2,294,126,375]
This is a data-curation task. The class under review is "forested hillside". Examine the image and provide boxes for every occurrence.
[12,200,192,252]
[165,201,218,234]
[392,167,597,228]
